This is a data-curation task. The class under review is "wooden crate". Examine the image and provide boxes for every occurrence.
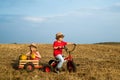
[18,60,40,68]
[19,60,39,64]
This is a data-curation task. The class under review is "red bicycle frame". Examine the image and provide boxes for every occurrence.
[49,44,76,68]
[64,44,76,61]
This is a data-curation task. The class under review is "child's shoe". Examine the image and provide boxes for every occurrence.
[55,68,60,74]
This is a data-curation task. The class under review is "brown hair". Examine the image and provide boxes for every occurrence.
[56,35,64,40]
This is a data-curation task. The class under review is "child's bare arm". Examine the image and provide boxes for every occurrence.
[26,52,30,56]
[36,52,41,58]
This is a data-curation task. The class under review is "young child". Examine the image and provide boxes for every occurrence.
[53,32,74,73]
[26,43,41,60]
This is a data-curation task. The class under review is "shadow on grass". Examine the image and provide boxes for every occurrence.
[11,60,19,70]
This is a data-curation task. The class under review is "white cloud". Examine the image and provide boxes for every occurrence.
[22,4,120,23]
[23,16,47,23]
[47,7,102,17]
[45,9,96,18]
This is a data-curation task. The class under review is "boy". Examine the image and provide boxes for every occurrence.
[53,32,74,73]
[26,43,41,60]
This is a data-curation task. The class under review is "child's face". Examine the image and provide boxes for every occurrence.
[30,46,37,52]
[58,37,63,41]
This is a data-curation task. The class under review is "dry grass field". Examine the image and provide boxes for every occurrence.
[0,44,120,80]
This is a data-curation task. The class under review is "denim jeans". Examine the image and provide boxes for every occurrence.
[55,54,64,69]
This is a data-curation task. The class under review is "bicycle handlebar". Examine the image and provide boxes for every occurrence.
[64,44,77,53]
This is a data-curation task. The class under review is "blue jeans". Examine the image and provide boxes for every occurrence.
[55,54,64,69]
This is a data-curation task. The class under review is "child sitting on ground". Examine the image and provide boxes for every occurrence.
[26,43,41,60]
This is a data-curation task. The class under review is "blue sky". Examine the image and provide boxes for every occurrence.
[0,0,120,43]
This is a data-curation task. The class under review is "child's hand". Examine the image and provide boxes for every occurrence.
[54,46,64,49]
[58,46,64,49]
[34,54,40,58]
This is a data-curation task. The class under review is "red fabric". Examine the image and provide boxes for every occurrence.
[53,41,67,57]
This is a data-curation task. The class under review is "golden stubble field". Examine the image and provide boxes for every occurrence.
[0,44,120,80]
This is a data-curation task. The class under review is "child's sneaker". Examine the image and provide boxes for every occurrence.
[55,68,60,74]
